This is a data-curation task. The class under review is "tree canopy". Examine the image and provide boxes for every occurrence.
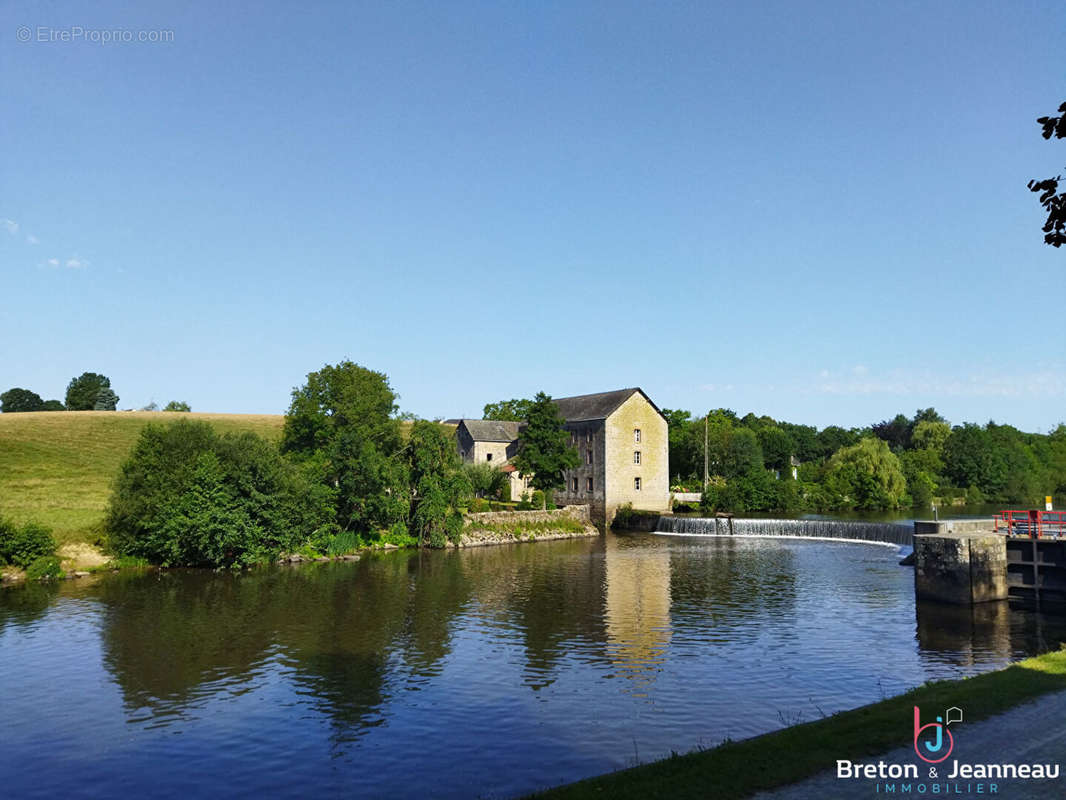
[512,392,579,506]
[1029,101,1066,248]
[94,388,119,411]
[1,387,45,413]
[65,372,114,411]
[482,398,533,421]
[164,401,191,412]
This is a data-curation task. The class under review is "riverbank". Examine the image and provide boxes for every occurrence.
[529,647,1066,799]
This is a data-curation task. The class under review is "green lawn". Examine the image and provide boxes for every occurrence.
[0,411,284,546]
[530,648,1066,799]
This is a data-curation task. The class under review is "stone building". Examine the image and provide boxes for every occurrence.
[454,419,532,501]
[456,387,670,524]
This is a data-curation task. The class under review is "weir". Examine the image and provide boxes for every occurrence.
[655,516,913,547]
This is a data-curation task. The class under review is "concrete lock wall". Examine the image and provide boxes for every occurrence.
[914,530,1008,605]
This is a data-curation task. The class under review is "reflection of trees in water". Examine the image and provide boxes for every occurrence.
[94,542,612,738]
[0,580,62,634]
[449,539,610,689]
[96,555,473,738]
[667,538,798,639]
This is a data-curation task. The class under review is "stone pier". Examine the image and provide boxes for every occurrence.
[913,520,1007,605]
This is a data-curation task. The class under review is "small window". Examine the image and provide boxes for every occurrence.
[486,453,492,462]
[586,449,593,465]
[634,477,642,491]
[634,428,641,443]
[571,477,578,492]
[633,451,641,465]
[586,477,594,492]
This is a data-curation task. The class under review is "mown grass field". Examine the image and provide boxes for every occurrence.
[0,411,285,546]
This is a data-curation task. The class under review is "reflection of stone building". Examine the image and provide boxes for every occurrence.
[603,533,671,689]
[456,388,670,523]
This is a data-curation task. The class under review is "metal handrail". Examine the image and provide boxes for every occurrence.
[994,509,1066,539]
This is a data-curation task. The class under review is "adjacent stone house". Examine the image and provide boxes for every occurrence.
[455,419,532,500]
[456,387,670,524]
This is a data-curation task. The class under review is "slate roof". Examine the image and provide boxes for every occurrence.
[459,419,523,442]
[552,388,666,422]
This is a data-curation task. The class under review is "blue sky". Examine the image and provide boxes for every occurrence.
[1,1,1063,430]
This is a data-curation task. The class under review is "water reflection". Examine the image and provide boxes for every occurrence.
[4,534,1066,799]
[603,533,671,693]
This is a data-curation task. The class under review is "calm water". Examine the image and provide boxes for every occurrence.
[2,532,1063,799]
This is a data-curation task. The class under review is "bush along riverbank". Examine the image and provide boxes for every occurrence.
[528,647,1066,800]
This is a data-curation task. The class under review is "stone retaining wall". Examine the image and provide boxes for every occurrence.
[460,504,599,548]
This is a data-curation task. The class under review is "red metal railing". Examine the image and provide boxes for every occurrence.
[994,509,1066,539]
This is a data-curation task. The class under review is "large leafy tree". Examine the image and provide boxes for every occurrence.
[823,438,907,509]
[65,372,114,411]
[482,398,532,421]
[281,361,407,534]
[512,392,579,507]
[1028,101,1066,247]
[408,420,471,547]
[94,387,119,411]
[0,387,45,413]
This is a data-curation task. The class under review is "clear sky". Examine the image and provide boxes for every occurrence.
[2,1,1063,431]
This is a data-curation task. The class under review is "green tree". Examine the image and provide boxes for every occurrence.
[482,398,533,421]
[0,387,45,413]
[408,420,471,546]
[817,425,859,458]
[281,361,408,535]
[41,400,65,411]
[512,392,580,508]
[94,387,119,411]
[823,438,907,509]
[164,401,191,412]
[65,372,114,411]
[912,420,951,453]
[464,462,508,499]
[106,420,331,567]
[1028,101,1066,247]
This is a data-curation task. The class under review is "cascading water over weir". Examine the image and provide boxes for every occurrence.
[655,516,913,547]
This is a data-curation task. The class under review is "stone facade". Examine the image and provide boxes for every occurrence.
[455,420,529,500]
[914,531,1008,605]
[456,388,671,524]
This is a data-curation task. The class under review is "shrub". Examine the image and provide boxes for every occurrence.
[106,420,334,568]
[0,519,56,568]
[326,530,359,556]
[26,555,63,581]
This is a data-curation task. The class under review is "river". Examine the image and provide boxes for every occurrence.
[2,530,1063,798]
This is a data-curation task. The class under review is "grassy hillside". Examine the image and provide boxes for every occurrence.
[0,411,284,546]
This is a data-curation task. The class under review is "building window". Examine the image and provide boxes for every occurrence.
[571,477,578,492]
[633,451,641,465]
[486,453,492,462]
[634,428,641,443]
[634,477,641,491]
[586,449,593,465]
[586,477,593,492]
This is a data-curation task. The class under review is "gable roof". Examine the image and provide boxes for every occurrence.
[552,387,666,423]
[458,419,523,442]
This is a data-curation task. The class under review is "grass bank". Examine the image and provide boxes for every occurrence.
[0,411,284,546]
[530,648,1066,799]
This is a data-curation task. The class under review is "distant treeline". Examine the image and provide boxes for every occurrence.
[665,408,1066,513]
